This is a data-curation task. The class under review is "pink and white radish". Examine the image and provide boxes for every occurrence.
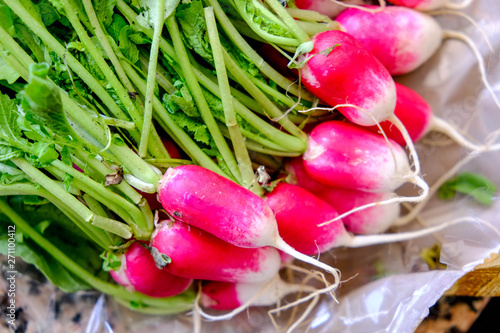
[303,120,426,192]
[200,276,317,311]
[334,5,500,110]
[335,5,442,75]
[286,158,400,234]
[151,220,281,283]
[366,82,500,151]
[300,29,397,127]
[109,242,192,297]
[157,165,341,290]
[293,0,367,18]
[299,29,423,179]
[265,182,494,254]
[195,274,321,329]
[387,0,473,11]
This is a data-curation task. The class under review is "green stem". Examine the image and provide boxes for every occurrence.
[0,199,195,313]
[11,158,132,239]
[47,160,151,238]
[262,0,311,44]
[120,58,227,178]
[5,0,133,129]
[166,15,241,182]
[205,6,259,194]
[137,0,166,158]
[222,48,308,143]
[0,183,113,249]
[206,0,314,101]
[229,0,300,47]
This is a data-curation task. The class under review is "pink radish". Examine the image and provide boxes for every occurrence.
[285,158,400,234]
[151,220,281,283]
[387,0,473,11]
[200,277,317,311]
[365,82,432,145]
[303,120,418,192]
[265,182,350,255]
[334,5,500,110]
[366,82,500,151]
[299,29,425,183]
[300,29,397,127]
[335,5,442,75]
[109,242,192,297]
[293,0,367,18]
[264,182,493,255]
[195,274,321,329]
[157,165,341,289]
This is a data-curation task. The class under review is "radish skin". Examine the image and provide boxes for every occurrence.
[151,220,281,283]
[335,5,442,75]
[286,158,400,234]
[265,183,351,255]
[366,82,500,152]
[387,0,473,11]
[300,29,397,127]
[109,242,192,298]
[303,120,411,192]
[293,0,366,18]
[200,277,317,311]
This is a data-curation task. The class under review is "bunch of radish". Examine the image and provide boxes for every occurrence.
[3,0,496,331]
[103,1,500,326]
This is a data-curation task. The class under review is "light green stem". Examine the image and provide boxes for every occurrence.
[205,6,258,194]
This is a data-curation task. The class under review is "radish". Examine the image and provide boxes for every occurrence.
[335,5,442,75]
[195,273,321,330]
[151,220,281,283]
[265,182,350,255]
[366,82,500,151]
[264,182,495,254]
[299,29,426,183]
[109,242,192,298]
[302,120,428,221]
[303,120,423,192]
[387,0,473,11]
[200,276,317,311]
[285,158,400,234]
[157,165,341,290]
[334,5,500,110]
[300,29,397,127]
[293,0,367,18]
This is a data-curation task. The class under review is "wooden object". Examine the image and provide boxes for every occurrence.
[445,252,500,296]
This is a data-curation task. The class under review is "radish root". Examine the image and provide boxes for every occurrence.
[443,29,500,112]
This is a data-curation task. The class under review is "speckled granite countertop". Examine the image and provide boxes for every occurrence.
[1,258,492,333]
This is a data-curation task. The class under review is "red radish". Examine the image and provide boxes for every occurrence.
[293,0,366,18]
[335,6,442,75]
[151,220,281,283]
[387,0,473,11]
[303,120,414,192]
[161,138,182,159]
[109,242,192,297]
[265,182,350,255]
[366,82,500,151]
[366,82,432,145]
[200,277,316,311]
[157,165,341,289]
[265,182,492,254]
[286,158,400,235]
[300,29,396,127]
